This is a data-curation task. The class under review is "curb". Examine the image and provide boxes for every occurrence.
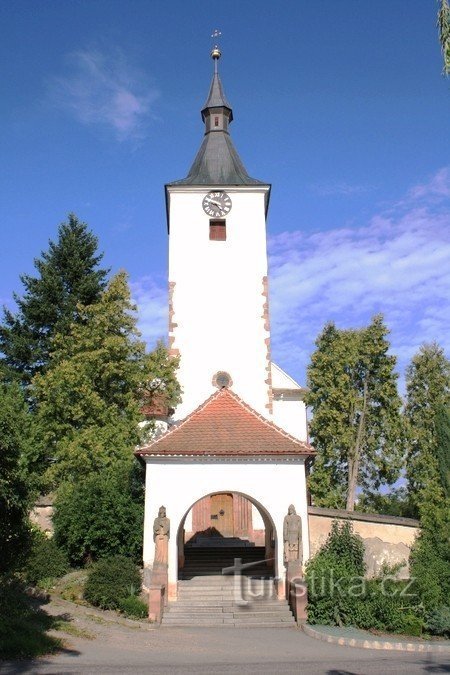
[302,624,450,654]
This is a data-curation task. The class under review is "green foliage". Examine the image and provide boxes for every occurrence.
[356,487,417,518]
[0,214,108,387]
[435,406,450,497]
[33,272,149,487]
[53,466,143,566]
[118,595,148,619]
[23,529,68,587]
[438,0,450,75]
[0,577,61,659]
[0,380,33,574]
[84,555,141,610]
[425,606,450,636]
[306,521,421,634]
[307,315,404,510]
[410,500,450,611]
[141,339,182,414]
[404,343,450,510]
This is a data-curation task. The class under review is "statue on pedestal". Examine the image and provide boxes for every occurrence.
[283,504,302,565]
[153,505,170,565]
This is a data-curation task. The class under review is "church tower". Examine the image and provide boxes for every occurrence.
[138,47,313,610]
[165,47,272,420]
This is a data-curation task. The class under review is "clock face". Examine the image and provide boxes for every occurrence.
[202,191,232,218]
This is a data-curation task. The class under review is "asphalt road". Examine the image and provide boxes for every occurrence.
[2,597,449,675]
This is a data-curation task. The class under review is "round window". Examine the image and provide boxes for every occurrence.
[212,371,233,389]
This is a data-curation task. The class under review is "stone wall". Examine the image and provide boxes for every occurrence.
[308,506,420,579]
[30,494,54,536]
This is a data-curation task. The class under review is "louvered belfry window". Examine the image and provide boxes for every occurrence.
[209,220,226,241]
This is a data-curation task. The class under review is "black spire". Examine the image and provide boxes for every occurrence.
[168,48,264,186]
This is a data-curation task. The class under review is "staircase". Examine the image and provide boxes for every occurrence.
[162,539,296,627]
[181,542,272,579]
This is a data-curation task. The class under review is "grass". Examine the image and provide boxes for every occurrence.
[0,578,62,660]
[52,618,94,640]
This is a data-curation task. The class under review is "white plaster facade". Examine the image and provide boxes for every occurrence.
[167,185,271,421]
[142,456,310,599]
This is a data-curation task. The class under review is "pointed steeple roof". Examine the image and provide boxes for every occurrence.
[201,71,233,122]
[167,48,267,187]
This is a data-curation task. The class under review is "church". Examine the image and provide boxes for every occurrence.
[136,44,314,623]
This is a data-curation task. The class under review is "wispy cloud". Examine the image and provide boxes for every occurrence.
[269,167,450,387]
[309,181,375,197]
[132,168,450,391]
[49,48,159,140]
[131,277,167,345]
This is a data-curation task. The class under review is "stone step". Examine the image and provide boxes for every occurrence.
[167,610,294,619]
[162,620,296,628]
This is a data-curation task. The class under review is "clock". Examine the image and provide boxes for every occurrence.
[202,190,232,217]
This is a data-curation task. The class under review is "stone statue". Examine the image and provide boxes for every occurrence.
[153,505,170,565]
[283,504,302,564]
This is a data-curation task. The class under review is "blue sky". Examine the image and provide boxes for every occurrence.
[1,1,449,389]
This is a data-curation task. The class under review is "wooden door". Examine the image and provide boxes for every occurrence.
[210,494,234,537]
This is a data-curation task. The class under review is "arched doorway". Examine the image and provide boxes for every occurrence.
[176,491,277,581]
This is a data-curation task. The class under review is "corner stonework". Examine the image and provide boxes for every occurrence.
[262,275,273,414]
[168,281,179,358]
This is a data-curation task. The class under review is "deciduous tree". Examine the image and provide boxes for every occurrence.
[0,381,32,574]
[306,315,404,511]
[438,0,450,75]
[32,272,180,488]
[404,343,450,509]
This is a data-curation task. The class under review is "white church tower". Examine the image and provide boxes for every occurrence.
[165,46,272,421]
[138,46,314,615]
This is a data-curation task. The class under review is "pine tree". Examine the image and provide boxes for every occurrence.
[306,315,404,511]
[0,214,108,386]
[32,272,180,488]
[404,343,450,509]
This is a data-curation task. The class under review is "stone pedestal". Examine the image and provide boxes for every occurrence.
[289,579,308,624]
[148,584,166,623]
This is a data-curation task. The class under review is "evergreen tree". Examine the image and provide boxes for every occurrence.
[404,343,450,510]
[0,381,33,574]
[306,315,404,511]
[0,214,108,386]
[32,272,180,488]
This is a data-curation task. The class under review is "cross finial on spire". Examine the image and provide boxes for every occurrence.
[211,28,222,73]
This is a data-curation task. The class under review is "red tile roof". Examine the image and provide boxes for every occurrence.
[135,388,315,458]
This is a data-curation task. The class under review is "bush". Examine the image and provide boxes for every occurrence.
[118,595,148,619]
[306,520,422,634]
[410,504,450,611]
[306,521,366,626]
[53,467,143,566]
[425,606,450,636]
[23,529,68,587]
[84,555,141,610]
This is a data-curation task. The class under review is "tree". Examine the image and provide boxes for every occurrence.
[0,214,108,387]
[306,315,404,511]
[32,272,180,488]
[54,467,144,566]
[404,343,450,510]
[439,0,450,75]
[435,406,450,497]
[0,381,33,574]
